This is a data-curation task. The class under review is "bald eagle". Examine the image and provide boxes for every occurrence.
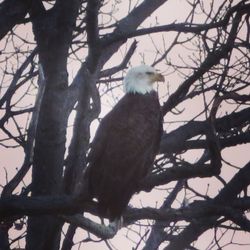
[87,65,164,221]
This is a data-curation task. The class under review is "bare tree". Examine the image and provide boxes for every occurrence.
[0,0,250,249]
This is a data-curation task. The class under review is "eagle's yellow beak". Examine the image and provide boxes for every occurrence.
[152,73,165,82]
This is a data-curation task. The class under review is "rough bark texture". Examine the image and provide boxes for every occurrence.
[26,2,80,250]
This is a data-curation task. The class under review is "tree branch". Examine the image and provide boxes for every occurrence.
[162,7,248,115]
[100,40,137,78]
[0,0,31,40]
[102,3,250,45]
[165,161,250,250]
[160,107,250,154]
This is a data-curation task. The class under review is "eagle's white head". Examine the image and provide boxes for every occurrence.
[123,65,164,94]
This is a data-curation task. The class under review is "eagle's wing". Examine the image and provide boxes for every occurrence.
[87,116,109,165]
[87,93,162,219]
[87,93,134,165]
[88,93,161,179]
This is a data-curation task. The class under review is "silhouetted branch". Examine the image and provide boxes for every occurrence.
[165,161,250,250]
[100,40,138,78]
[160,107,250,154]
[162,6,248,115]
[0,0,30,40]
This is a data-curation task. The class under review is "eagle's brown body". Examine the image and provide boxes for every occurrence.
[87,91,162,220]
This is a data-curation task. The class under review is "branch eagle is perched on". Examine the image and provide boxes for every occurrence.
[87,65,164,222]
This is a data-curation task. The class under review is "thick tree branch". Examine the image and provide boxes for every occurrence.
[102,3,250,45]
[160,107,250,154]
[162,132,250,153]
[62,215,118,239]
[2,195,250,238]
[85,0,101,71]
[0,0,31,40]
[86,0,100,47]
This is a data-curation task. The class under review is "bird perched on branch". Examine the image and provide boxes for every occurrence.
[87,65,164,224]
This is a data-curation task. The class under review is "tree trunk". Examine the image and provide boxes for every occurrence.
[26,2,79,249]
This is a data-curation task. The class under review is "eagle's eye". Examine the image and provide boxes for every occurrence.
[146,72,154,75]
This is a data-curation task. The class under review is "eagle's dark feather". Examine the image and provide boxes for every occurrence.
[87,91,162,220]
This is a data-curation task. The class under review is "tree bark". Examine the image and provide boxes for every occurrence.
[26,2,80,250]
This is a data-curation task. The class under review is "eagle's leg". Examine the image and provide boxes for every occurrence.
[109,216,123,232]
